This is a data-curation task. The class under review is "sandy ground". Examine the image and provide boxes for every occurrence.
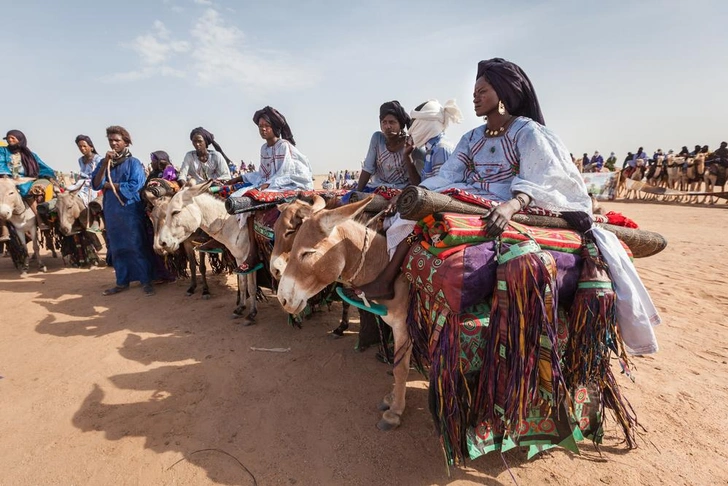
[1,200,727,486]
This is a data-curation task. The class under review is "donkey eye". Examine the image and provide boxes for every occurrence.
[171,210,181,216]
[284,229,296,237]
[300,249,317,259]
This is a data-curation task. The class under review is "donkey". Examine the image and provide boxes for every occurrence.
[270,196,351,333]
[150,196,211,299]
[0,178,46,276]
[276,197,412,431]
[157,181,258,323]
[54,188,104,267]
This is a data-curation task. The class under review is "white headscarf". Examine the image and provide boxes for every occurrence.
[408,99,463,149]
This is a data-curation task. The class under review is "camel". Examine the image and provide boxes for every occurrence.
[156,181,258,323]
[270,196,351,333]
[149,196,211,299]
[276,197,412,431]
[0,178,46,276]
[703,163,728,205]
[665,155,681,191]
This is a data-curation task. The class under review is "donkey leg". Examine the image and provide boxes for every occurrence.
[186,246,198,297]
[377,317,411,431]
[240,272,258,326]
[232,273,247,319]
[199,253,211,300]
[29,227,46,273]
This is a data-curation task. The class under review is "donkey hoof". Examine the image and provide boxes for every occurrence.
[376,410,401,431]
[40,266,47,273]
[186,291,194,297]
[202,293,211,301]
[241,317,256,327]
[377,393,394,411]
[20,272,29,279]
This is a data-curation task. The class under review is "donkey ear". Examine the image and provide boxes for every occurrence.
[187,180,214,197]
[318,196,372,235]
[311,195,327,213]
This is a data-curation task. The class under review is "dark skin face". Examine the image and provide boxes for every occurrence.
[380,114,403,141]
[5,134,19,145]
[107,134,127,154]
[473,76,512,131]
[77,140,94,161]
[473,76,499,118]
[258,118,278,146]
[192,134,208,156]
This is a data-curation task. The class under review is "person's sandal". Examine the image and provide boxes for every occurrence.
[102,285,129,296]
[142,284,155,296]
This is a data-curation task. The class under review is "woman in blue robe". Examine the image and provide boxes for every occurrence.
[92,126,156,296]
[0,130,56,241]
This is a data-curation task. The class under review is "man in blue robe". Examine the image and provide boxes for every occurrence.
[92,126,156,296]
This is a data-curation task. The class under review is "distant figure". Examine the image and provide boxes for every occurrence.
[622,152,633,170]
[585,151,603,172]
[605,152,617,171]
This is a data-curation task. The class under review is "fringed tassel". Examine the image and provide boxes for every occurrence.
[405,285,433,372]
[476,241,565,438]
[428,312,472,466]
[564,242,616,390]
[565,241,637,446]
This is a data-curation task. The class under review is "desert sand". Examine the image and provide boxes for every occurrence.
[1,200,727,486]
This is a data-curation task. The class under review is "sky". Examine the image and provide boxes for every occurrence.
[2,0,727,175]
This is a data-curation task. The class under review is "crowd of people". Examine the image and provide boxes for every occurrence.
[323,170,360,190]
[574,143,728,174]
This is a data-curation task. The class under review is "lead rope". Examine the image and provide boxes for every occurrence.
[106,160,125,206]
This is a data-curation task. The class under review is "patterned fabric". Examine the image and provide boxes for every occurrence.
[402,240,582,314]
[415,213,633,260]
[419,118,592,213]
[362,131,425,188]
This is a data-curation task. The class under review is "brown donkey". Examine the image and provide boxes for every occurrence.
[276,197,412,430]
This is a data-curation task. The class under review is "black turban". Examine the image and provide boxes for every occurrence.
[379,100,411,129]
[189,127,232,164]
[4,129,39,177]
[74,134,98,154]
[253,106,296,146]
[476,58,545,126]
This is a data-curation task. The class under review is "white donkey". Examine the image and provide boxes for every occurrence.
[156,181,258,323]
[0,178,46,276]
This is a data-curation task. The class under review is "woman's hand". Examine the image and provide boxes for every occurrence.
[484,199,520,237]
[258,183,270,191]
[403,135,415,157]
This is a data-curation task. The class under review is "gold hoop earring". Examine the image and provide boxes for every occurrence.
[498,100,506,116]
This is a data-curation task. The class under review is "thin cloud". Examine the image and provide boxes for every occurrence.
[193,0,213,4]
[104,20,189,81]
[107,8,319,93]
[190,8,319,91]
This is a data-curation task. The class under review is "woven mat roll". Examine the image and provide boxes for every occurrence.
[397,186,490,220]
[397,186,667,258]
[349,192,390,213]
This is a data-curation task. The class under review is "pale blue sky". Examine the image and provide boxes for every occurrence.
[2,0,727,174]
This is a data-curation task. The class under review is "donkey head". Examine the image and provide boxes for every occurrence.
[276,197,372,315]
